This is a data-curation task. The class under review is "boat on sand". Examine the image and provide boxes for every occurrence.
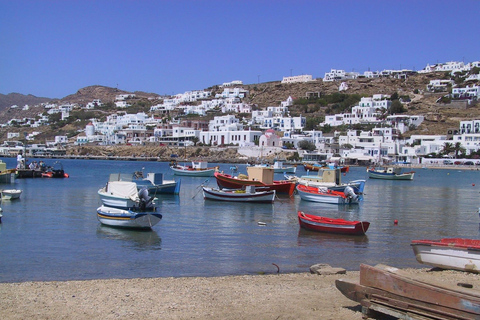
[336,263,480,319]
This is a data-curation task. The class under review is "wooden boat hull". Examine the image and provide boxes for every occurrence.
[336,263,480,319]
[367,169,414,180]
[203,187,275,203]
[96,206,162,229]
[296,184,360,204]
[411,238,480,273]
[298,211,369,235]
[1,189,22,200]
[170,166,217,177]
[214,172,295,196]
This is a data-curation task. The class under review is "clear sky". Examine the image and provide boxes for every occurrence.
[1,0,479,98]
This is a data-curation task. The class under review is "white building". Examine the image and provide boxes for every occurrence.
[281,75,313,84]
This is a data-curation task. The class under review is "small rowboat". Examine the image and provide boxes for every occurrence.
[367,167,414,180]
[170,161,218,177]
[296,184,360,204]
[202,186,276,203]
[1,189,22,200]
[298,211,370,235]
[96,205,162,229]
[411,238,480,273]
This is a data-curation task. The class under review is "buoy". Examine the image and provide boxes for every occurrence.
[394,219,398,225]
[473,183,476,186]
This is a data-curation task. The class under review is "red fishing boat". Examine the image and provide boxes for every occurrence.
[297,211,370,235]
[214,167,295,196]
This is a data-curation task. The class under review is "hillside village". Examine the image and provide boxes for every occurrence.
[0,59,480,165]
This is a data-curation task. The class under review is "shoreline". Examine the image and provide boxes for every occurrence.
[2,268,480,319]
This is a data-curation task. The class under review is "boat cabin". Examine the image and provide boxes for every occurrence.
[246,166,274,184]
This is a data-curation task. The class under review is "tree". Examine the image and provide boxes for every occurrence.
[453,142,466,158]
[389,100,406,114]
[297,140,316,151]
[441,142,454,156]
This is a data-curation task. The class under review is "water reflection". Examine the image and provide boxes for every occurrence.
[96,225,162,251]
[297,228,369,247]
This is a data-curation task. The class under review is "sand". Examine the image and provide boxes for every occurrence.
[2,268,480,320]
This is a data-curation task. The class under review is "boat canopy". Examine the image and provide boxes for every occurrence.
[106,181,139,201]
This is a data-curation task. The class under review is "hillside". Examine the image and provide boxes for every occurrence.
[0,73,479,141]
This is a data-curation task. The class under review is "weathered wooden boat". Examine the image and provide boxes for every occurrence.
[96,205,162,229]
[1,189,22,200]
[411,238,480,273]
[298,211,369,235]
[203,185,276,203]
[336,263,480,320]
[214,167,296,196]
[296,184,360,204]
[367,166,414,180]
[170,161,218,177]
[109,172,180,195]
[98,181,156,211]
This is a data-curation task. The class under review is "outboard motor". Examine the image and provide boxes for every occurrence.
[138,187,154,210]
[344,186,358,203]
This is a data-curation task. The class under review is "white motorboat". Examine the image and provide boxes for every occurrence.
[96,205,162,229]
[1,189,22,200]
[98,181,155,210]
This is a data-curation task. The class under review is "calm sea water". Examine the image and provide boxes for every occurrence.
[0,157,479,283]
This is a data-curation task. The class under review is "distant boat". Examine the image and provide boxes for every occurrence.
[214,166,296,196]
[303,162,349,173]
[170,161,218,177]
[249,161,296,173]
[202,185,276,203]
[298,211,370,235]
[41,161,70,178]
[1,189,22,200]
[296,184,360,205]
[367,167,414,180]
[411,238,480,273]
[96,205,162,229]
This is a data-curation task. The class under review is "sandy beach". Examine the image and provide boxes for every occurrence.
[2,267,480,320]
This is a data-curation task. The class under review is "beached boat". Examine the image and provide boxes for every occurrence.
[203,185,276,203]
[411,238,480,273]
[214,167,296,196]
[98,181,156,211]
[170,161,219,177]
[296,184,360,204]
[298,211,369,235]
[285,167,366,194]
[96,205,162,229]
[108,172,180,195]
[1,189,22,200]
[367,166,414,180]
[336,263,480,320]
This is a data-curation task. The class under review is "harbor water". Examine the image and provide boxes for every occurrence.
[0,158,479,282]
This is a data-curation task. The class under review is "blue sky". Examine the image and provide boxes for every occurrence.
[1,0,479,98]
